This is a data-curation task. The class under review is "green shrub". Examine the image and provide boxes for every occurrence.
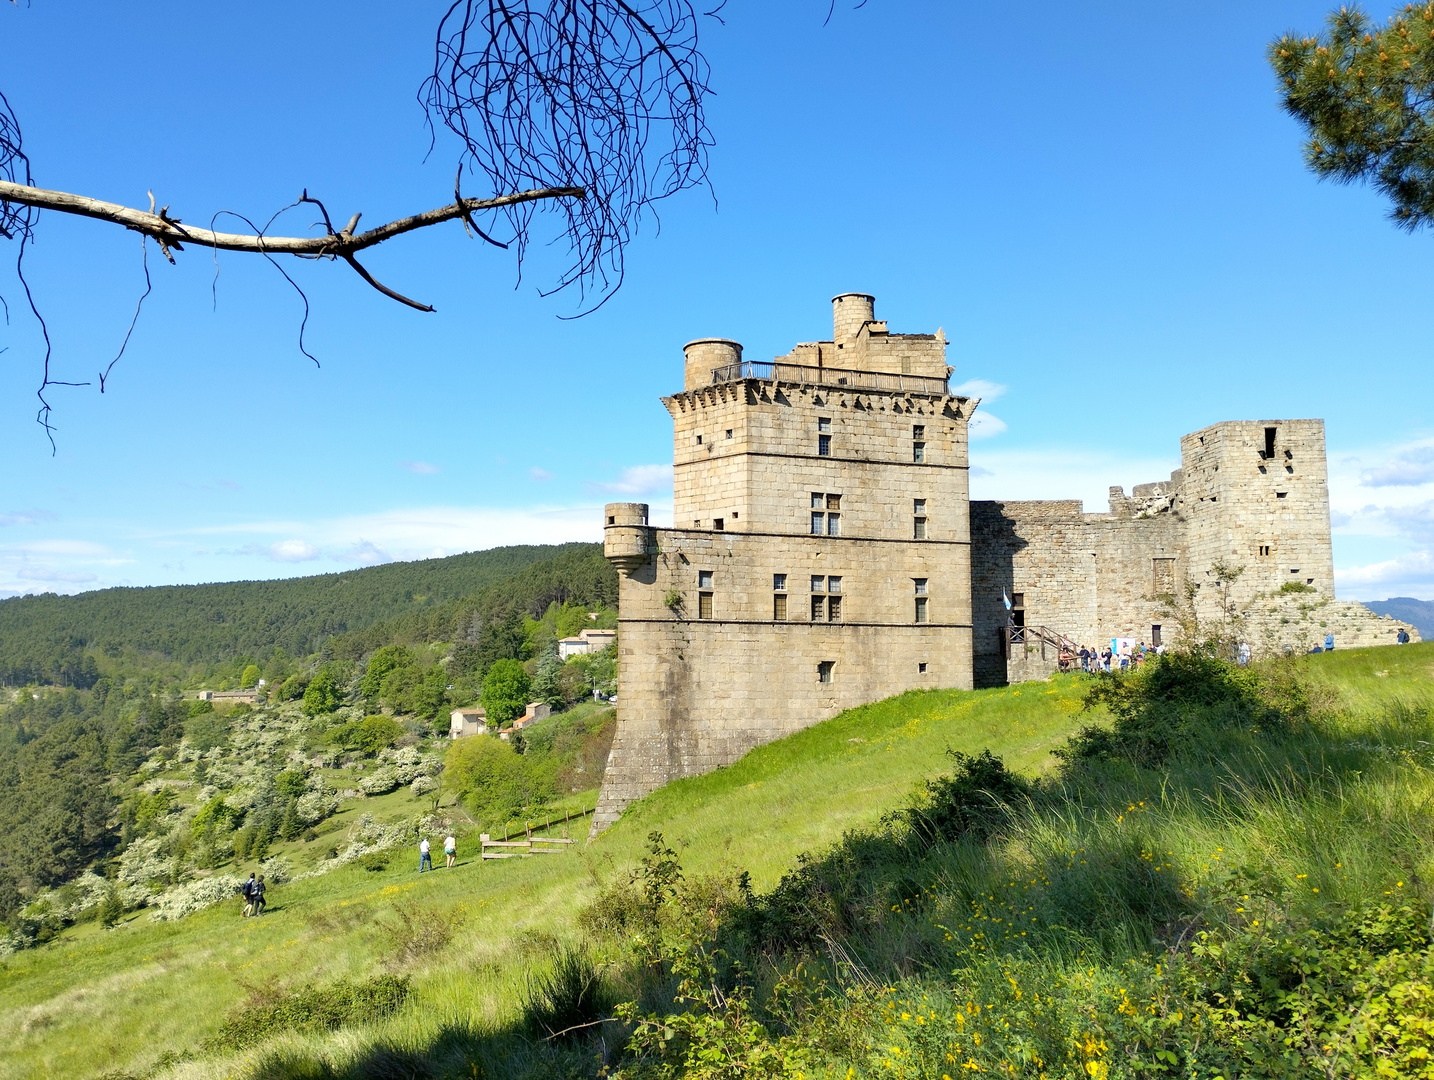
[209,973,410,1050]
[523,942,612,1040]
[356,852,391,872]
[1279,580,1316,594]
[907,748,1031,844]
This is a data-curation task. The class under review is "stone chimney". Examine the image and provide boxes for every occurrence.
[832,292,875,342]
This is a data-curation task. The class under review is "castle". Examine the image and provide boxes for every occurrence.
[592,295,1417,831]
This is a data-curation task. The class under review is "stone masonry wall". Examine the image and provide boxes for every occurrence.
[593,527,973,831]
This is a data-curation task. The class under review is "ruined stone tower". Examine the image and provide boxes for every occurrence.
[593,295,978,831]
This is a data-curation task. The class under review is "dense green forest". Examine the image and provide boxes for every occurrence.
[0,542,614,686]
[0,543,620,927]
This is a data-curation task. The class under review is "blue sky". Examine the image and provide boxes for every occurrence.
[1,1,1432,601]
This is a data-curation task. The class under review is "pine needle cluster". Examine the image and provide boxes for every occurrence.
[1271,3,1434,228]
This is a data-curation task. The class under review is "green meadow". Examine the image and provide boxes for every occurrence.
[5,644,1434,1079]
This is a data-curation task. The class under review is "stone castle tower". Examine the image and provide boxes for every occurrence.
[594,294,979,830]
[593,296,1418,831]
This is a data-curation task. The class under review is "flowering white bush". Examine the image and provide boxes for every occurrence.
[149,874,244,921]
[296,789,340,824]
[410,775,437,797]
[359,766,400,795]
[258,856,292,884]
[331,813,413,866]
[118,836,170,888]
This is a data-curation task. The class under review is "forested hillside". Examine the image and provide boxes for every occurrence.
[0,542,613,685]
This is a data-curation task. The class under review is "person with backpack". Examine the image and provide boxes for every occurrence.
[252,874,266,916]
[241,872,256,917]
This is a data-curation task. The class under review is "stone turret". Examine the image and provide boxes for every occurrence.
[832,292,875,341]
[604,502,655,576]
[683,338,742,392]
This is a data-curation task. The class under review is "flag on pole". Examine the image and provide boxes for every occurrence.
[1002,590,1012,611]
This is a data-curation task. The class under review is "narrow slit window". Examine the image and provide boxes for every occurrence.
[819,434,831,457]
[915,596,928,623]
[913,441,925,463]
[827,595,842,621]
[1264,426,1277,459]
[774,594,788,621]
[811,511,824,535]
[914,517,927,539]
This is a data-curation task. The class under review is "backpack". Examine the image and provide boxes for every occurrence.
[241,879,254,899]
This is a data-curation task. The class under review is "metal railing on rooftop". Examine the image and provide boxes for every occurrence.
[710,360,948,397]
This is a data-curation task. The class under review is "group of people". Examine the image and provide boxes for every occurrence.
[1070,642,1163,674]
[418,834,457,872]
[238,873,265,917]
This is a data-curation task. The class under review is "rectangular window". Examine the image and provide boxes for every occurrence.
[914,517,927,539]
[918,662,928,673]
[826,513,840,536]
[1151,624,1162,647]
[696,434,703,445]
[811,575,825,592]
[713,517,724,531]
[827,576,842,593]
[915,596,928,623]
[827,595,842,621]
[810,512,824,535]
[913,424,925,439]
[1264,426,1277,459]
[698,570,713,589]
[774,594,788,621]
[773,573,787,591]
[817,660,834,683]
[1276,491,1288,499]
[819,434,831,457]
[725,429,733,439]
[826,493,841,511]
[698,592,713,619]
[913,578,928,595]
[811,595,825,621]
[913,498,926,514]
[913,441,925,463]
[818,417,831,433]
[811,492,824,508]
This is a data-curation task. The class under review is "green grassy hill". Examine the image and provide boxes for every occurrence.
[0,542,612,683]
[2,644,1432,1080]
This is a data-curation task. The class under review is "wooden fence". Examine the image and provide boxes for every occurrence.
[480,803,594,860]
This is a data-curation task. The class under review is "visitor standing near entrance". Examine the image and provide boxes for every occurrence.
[419,837,432,872]
[444,834,456,868]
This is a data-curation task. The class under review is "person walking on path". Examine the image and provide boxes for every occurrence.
[241,872,256,917]
[444,835,456,868]
[419,837,433,873]
[252,874,266,917]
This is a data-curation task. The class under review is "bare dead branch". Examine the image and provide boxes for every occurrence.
[0,179,583,259]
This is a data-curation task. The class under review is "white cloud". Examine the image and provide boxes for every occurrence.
[953,378,1007,402]
[16,566,97,584]
[530,467,554,481]
[968,411,1007,440]
[0,509,56,527]
[401,461,440,475]
[265,539,321,565]
[590,463,674,496]
[1360,444,1434,488]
